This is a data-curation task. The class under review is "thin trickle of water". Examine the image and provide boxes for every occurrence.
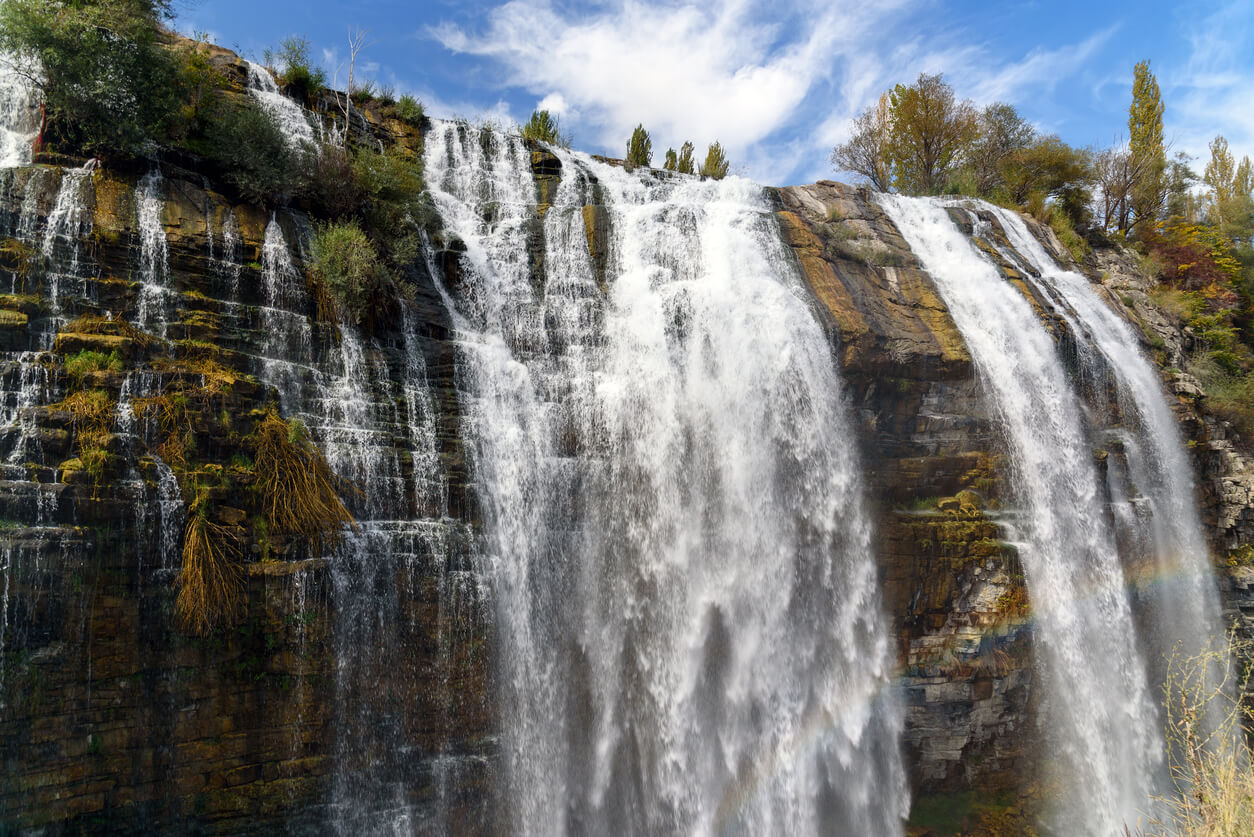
[14,167,45,244]
[134,169,170,332]
[1,351,51,465]
[426,120,907,836]
[40,163,96,327]
[244,60,315,149]
[879,194,1160,834]
[218,208,242,294]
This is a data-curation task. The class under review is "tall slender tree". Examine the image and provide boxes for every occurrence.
[676,141,695,174]
[1128,59,1166,232]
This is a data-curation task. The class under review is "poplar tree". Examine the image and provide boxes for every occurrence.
[663,148,677,171]
[699,141,729,179]
[676,141,695,174]
[625,124,652,169]
[1128,59,1166,232]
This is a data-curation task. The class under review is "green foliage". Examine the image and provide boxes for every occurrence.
[1128,59,1166,231]
[390,94,424,126]
[965,102,1036,197]
[521,109,569,148]
[177,36,227,134]
[699,141,730,180]
[625,123,652,169]
[268,36,325,104]
[676,141,695,175]
[887,73,979,195]
[0,0,184,156]
[196,99,307,204]
[663,148,677,171]
[308,220,384,326]
[64,349,122,388]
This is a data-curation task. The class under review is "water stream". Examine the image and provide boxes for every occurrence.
[426,120,908,836]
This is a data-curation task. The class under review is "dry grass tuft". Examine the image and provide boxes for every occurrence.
[62,314,157,349]
[1133,629,1254,836]
[253,408,356,551]
[176,496,244,635]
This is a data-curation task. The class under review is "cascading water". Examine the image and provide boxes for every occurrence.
[0,52,37,169]
[134,168,170,332]
[425,120,907,836]
[244,60,316,149]
[40,162,95,330]
[981,206,1225,672]
[879,194,1162,834]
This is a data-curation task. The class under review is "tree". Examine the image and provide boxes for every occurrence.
[333,28,371,146]
[1000,136,1092,213]
[1128,59,1166,233]
[886,73,979,195]
[663,148,677,171]
[699,141,729,179]
[968,102,1036,197]
[830,92,893,192]
[676,141,695,174]
[521,109,569,148]
[1165,151,1200,223]
[1204,136,1254,242]
[0,0,184,156]
[625,124,652,169]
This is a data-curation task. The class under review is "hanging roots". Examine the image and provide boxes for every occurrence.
[253,408,356,552]
[176,498,244,636]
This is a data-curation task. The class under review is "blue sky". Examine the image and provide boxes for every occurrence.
[175,0,1254,187]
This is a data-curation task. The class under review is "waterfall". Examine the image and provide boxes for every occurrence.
[134,168,170,332]
[425,120,907,836]
[879,195,1163,834]
[244,60,316,149]
[0,52,37,169]
[40,163,95,329]
[982,207,1225,671]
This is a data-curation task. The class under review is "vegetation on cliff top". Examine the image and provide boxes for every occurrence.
[834,63,1254,444]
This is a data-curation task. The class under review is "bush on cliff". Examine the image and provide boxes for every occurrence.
[195,99,308,204]
[0,0,184,156]
[264,36,325,105]
[521,109,569,148]
[308,219,386,326]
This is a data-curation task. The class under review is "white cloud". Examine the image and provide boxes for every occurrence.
[430,0,1116,185]
[1163,1,1254,168]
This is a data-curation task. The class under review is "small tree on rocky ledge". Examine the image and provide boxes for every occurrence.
[625,123,652,169]
[676,140,696,174]
[522,109,569,148]
[700,141,730,180]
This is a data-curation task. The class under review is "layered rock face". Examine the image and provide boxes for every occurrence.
[0,153,491,831]
[0,92,1250,833]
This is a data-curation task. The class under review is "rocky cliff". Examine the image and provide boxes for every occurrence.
[0,47,1251,835]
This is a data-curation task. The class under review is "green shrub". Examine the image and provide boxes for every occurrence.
[521,109,569,148]
[625,124,652,169]
[197,99,307,204]
[663,148,677,171]
[699,141,730,179]
[64,349,122,388]
[391,94,424,126]
[0,0,184,156]
[308,220,384,325]
[268,36,325,104]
